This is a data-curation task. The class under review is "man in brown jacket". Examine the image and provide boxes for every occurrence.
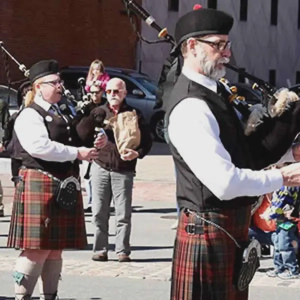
[91,78,152,262]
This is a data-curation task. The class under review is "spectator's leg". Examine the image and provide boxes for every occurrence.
[91,163,112,256]
[111,171,134,257]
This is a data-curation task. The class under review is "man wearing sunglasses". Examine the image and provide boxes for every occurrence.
[80,83,105,213]
[165,6,300,300]
[91,77,152,263]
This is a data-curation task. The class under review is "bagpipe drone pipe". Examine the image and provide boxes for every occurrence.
[122,0,300,169]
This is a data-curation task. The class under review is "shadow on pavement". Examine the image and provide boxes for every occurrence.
[130,245,173,251]
[82,244,173,251]
[133,208,177,214]
[132,258,172,263]
[257,267,273,273]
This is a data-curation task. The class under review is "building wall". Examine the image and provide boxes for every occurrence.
[141,0,300,87]
[0,0,139,84]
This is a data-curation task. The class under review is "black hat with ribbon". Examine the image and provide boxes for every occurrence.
[174,5,234,47]
[29,59,59,84]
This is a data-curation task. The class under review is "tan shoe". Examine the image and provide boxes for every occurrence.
[92,253,108,262]
[118,254,131,263]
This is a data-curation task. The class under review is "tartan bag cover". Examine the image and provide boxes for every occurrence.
[170,206,251,300]
[7,168,87,250]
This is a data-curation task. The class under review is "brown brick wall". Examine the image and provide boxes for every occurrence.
[0,0,140,85]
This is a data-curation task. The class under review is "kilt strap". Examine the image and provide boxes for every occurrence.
[186,209,241,248]
[21,167,79,182]
[185,223,204,235]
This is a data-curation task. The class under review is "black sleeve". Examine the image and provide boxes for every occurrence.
[2,112,17,147]
[135,113,153,159]
[70,113,95,147]
[155,54,183,110]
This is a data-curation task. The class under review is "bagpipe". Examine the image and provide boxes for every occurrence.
[123,0,300,169]
[0,42,107,147]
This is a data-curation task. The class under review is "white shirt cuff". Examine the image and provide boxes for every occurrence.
[67,146,78,161]
[264,169,283,192]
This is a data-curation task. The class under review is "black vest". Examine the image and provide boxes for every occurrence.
[165,74,257,212]
[21,103,78,177]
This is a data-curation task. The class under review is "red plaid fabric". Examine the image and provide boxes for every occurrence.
[7,168,87,250]
[170,206,251,300]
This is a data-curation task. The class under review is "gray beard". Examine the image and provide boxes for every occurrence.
[198,47,229,80]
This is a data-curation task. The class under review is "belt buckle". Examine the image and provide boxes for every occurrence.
[185,223,196,235]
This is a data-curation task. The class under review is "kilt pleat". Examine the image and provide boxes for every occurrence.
[7,168,87,250]
[170,207,251,300]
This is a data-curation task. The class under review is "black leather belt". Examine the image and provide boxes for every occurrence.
[185,223,204,235]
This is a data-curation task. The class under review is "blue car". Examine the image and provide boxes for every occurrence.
[60,66,165,141]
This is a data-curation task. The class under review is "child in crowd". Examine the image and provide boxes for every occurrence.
[263,182,300,279]
[85,59,110,93]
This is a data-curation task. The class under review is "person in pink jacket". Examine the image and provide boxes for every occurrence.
[85,60,110,93]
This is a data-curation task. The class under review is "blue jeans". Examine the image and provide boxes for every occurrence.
[272,225,299,274]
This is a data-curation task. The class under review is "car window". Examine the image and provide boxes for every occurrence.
[0,86,18,108]
[61,71,87,90]
[134,77,157,95]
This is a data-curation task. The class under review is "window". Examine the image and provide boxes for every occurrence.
[240,0,248,21]
[271,0,278,26]
[207,0,217,9]
[296,71,300,84]
[298,0,300,29]
[168,0,179,12]
[238,68,246,83]
[269,70,276,86]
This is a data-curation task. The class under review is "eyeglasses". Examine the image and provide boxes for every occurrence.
[195,38,232,51]
[106,89,123,95]
[41,79,64,87]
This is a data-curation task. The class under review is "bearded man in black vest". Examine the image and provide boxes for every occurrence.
[165,7,300,300]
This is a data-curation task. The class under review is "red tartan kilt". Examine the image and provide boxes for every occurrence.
[170,206,251,300]
[7,168,87,250]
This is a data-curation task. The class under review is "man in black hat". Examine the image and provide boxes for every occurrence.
[165,7,300,300]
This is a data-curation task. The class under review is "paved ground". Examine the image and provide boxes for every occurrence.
[0,143,300,299]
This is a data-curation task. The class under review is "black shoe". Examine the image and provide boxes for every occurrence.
[92,253,108,262]
[118,254,131,263]
[84,207,92,213]
[0,210,4,217]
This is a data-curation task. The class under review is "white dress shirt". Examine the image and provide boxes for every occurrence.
[168,67,291,201]
[14,95,78,162]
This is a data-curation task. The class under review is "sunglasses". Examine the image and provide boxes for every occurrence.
[41,79,64,87]
[106,89,123,95]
